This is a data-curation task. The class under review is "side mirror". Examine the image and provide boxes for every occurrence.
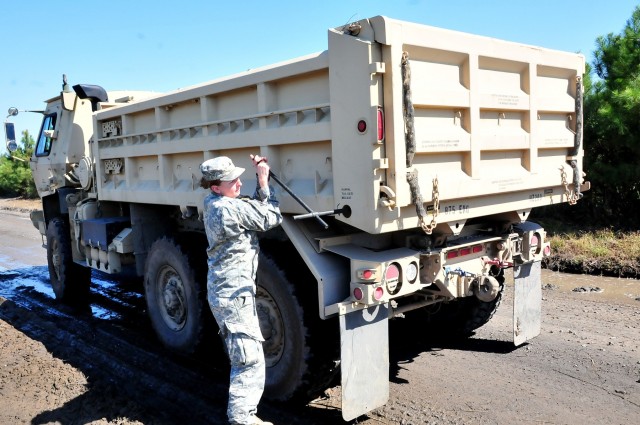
[4,122,17,152]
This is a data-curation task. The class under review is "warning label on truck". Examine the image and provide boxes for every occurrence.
[341,188,354,200]
[418,139,471,152]
[420,139,461,150]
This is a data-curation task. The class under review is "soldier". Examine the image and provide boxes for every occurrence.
[200,155,282,425]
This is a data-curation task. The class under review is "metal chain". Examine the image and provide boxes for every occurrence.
[560,167,578,205]
[419,177,439,234]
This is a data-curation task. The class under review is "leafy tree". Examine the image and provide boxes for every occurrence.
[583,5,640,227]
[0,130,38,198]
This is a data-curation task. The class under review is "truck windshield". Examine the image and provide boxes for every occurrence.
[35,113,57,157]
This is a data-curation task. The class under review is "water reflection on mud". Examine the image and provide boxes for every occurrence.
[540,269,640,305]
[2,264,638,326]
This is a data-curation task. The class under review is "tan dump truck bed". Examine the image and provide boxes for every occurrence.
[92,16,585,234]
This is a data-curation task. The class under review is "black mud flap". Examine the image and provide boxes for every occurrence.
[339,303,389,421]
[513,261,542,346]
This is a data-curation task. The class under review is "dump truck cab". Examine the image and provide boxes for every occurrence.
[30,80,156,199]
[30,85,94,197]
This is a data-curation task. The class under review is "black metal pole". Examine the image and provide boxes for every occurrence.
[268,171,329,229]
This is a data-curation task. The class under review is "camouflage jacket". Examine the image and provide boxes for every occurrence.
[204,185,282,298]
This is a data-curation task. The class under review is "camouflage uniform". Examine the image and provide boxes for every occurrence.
[204,182,282,425]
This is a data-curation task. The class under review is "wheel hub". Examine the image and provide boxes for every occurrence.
[159,269,187,331]
[256,287,285,367]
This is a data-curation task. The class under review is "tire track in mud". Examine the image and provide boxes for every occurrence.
[0,289,342,424]
[0,292,226,423]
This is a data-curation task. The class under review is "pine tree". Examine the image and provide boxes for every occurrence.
[584,6,640,227]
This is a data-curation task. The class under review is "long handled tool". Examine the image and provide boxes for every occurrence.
[267,170,356,230]
[268,171,330,229]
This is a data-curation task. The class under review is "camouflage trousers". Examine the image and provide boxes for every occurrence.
[209,294,266,424]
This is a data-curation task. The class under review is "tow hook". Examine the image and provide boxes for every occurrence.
[474,275,500,302]
[483,258,513,268]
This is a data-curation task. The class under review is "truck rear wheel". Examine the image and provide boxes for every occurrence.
[258,251,339,401]
[411,270,505,336]
[144,238,207,353]
[46,217,91,303]
[456,274,505,334]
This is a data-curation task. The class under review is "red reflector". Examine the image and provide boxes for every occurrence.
[357,120,367,133]
[353,287,363,301]
[543,245,551,256]
[373,286,384,301]
[459,247,471,256]
[377,107,384,141]
[472,244,483,253]
[362,269,373,279]
[446,250,459,259]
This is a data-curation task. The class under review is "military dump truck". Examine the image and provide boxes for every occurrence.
[6,16,586,420]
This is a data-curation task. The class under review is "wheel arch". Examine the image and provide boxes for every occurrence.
[42,187,81,226]
[277,216,350,320]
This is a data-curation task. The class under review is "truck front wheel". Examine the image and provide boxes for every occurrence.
[144,238,207,353]
[46,217,91,303]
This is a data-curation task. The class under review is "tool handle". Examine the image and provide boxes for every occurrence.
[269,171,329,229]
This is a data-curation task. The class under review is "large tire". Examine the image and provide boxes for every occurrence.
[257,251,339,401]
[46,217,91,303]
[144,237,207,353]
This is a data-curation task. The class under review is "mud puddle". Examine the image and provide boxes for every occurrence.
[539,269,640,305]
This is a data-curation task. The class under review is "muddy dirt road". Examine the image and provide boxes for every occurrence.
[0,206,639,424]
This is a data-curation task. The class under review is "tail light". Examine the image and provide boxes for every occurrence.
[446,244,484,260]
[530,234,539,247]
[373,286,384,301]
[447,251,459,259]
[530,232,543,255]
[353,287,364,301]
[385,263,400,294]
[356,268,378,281]
[377,107,385,142]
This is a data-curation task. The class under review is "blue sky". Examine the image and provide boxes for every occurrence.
[1,0,638,153]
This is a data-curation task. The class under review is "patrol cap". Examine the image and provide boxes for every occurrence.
[200,156,245,181]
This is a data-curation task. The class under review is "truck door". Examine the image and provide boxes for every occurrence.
[31,111,58,196]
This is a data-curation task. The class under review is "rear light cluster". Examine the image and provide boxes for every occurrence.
[356,107,384,143]
[530,232,551,257]
[352,260,418,304]
[446,244,484,260]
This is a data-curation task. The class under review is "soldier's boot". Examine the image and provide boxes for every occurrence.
[229,416,273,425]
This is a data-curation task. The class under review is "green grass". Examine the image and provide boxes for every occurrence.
[545,229,640,277]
